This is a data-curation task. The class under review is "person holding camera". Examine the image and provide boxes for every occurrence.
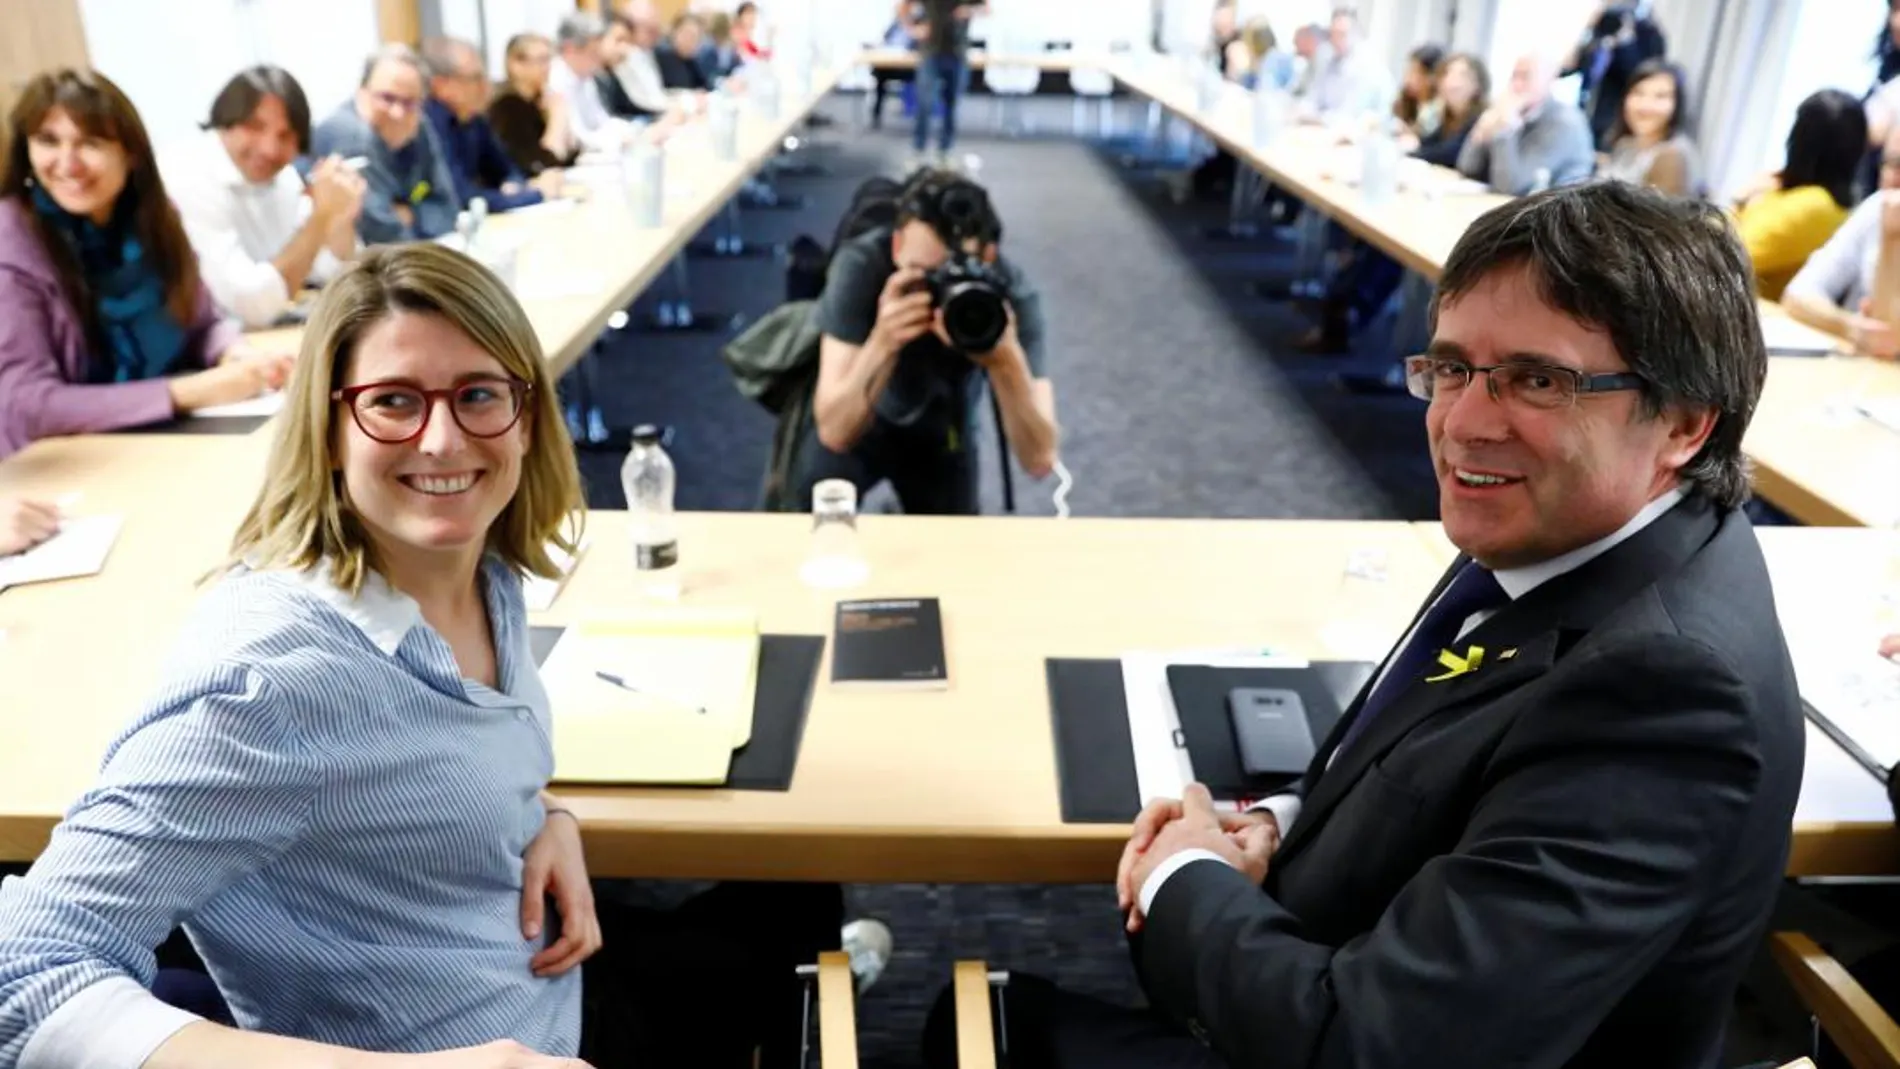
[793,170,1057,515]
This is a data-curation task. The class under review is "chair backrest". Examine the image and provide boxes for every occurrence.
[1771,932,1900,1069]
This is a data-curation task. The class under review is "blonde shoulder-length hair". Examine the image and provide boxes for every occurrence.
[227,243,584,593]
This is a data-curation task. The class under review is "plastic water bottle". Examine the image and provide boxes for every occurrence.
[1360,120,1401,206]
[621,425,680,599]
[1251,79,1287,149]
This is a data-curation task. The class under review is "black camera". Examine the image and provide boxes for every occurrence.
[925,254,1011,354]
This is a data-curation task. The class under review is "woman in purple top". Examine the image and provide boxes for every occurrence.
[0,69,293,459]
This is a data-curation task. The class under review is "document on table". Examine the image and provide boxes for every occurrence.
[192,392,286,419]
[1761,314,1842,356]
[1793,640,1900,779]
[0,515,122,593]
[538,608,761,784]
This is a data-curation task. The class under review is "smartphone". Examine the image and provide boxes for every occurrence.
[1227,687,1317,777]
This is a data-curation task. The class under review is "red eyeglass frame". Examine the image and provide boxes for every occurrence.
[331,377,534,445]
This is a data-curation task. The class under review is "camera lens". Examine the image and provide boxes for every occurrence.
[941,283,1008,353]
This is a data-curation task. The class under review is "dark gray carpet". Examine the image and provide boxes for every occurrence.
[572,93,1810,1067]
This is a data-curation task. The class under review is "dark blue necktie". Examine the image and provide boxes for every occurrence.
[1335,561,1509,754]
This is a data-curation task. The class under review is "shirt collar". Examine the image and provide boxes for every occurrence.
[200,128,251,190]
[1492,486,1688,601]
[277,560,424,656]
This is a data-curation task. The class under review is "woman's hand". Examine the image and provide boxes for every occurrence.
[520,805,601,978]
[0,497,59,556]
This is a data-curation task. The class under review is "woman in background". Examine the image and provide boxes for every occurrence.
[489,32,580,178]
[0,69,289,459]
[1392,43,1445,136]
[1601,58,1701,197]
[1228,18,1296,92]
[1404,51,1488,168]
[1735,88,1867,299]
[734,1,773,62]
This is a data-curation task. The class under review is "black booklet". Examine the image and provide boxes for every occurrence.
[830,598,948,689]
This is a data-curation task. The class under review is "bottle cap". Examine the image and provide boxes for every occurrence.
[631,424,663,446]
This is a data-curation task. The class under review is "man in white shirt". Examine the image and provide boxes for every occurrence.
[548,12,636,155]
[1298,7,1391,122]
[610,1,675,118]
[162,67,364,328]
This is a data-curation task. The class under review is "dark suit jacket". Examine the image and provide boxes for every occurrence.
[1137,496,1804,1069]
[596,71,660,121]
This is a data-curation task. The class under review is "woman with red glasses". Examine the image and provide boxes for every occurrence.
[0,243,843,1069]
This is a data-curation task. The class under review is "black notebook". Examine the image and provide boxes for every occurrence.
[830,598,948,689]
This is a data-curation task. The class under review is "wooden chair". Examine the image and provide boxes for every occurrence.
[951,959,1007,1069]
[798,951,861,1068]
[1772,931,1900,1069]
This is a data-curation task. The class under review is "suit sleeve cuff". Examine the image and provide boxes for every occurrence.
[20,975,203,1069]
[1137,850,1230,918]
[1249,793,1302,837]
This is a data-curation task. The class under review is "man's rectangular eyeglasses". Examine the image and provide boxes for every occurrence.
[369,91,422,114]
[333,378,531,444]
[1403,355,1646,410]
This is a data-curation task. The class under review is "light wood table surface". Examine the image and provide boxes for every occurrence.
[1413,521,1900,876]
[1743,355,1900,529]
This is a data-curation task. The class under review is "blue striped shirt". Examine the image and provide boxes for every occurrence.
[0,556,581,1066]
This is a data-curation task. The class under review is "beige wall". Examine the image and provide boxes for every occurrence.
[0,0,90,133]
[379,0,423,44]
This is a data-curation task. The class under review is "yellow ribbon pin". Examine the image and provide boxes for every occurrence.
[409,180,431,204]
[1425,644,1485,683]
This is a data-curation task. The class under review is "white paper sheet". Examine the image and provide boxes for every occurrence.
[1760,314,1842,356]
[192,392,286,419]
[0,515,123,592]
[1857,397,1900,435]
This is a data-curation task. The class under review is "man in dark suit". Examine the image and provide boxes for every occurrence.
[927,182,1805,1069]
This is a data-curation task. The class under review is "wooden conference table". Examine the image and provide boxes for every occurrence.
[1100,54,1900,531]
[0,430,1893,881]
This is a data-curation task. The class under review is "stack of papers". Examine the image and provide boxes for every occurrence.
[0,515,122,593]
[538,607,760,784]
[193,392,285,419]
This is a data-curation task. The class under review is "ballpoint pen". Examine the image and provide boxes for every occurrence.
[593,671,707,714]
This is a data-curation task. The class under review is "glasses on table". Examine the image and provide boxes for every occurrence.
[332,377,532,444]
[1403,355,1646,410]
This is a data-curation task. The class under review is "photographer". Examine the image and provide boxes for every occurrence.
[793,170,1057,515]
[1562,0,1667,149]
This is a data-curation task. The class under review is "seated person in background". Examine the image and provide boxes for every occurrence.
[1781,121,1900,360]
[1404,51,1488,167]
[1458,49,1596,195]
[1288,23,1324,97]
[0,70,290,459]
[734,1,772,63]
[1563,0,1668,149]
[794,170,1058,515]
[1599,59,1700,197]
[657,14,714,93]
[161,66,363,329]
[0,242,847,1069]
[870,0,920,131]
[1733,88,1866,300]
[1208,0,1240,78]
[1298,7,1393,123]
[421,36,558,213]
[605,2,675,121]
[1391,43,1445,136]
[547,12,640,151]
[594,13,658,121]
[488,32,581,178]
[704,12,742,83]
[0,497,58,555]
[312,45,460,244]
[928,181,1802,1069]
[1227,19,1296,92]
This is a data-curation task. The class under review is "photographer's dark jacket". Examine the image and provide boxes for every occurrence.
[814,226,1047,454]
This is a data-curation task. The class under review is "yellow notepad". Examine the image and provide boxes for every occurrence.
[539,609,760,785]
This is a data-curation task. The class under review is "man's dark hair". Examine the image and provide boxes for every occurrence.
[1431,182,1765,510]
[736,1,758,17]
[203,66,311,154]
[1781,88,1868,210]
[897,168,1002,247]
[1605,58,1690,145]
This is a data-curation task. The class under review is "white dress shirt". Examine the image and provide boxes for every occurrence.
[159,129,348,329]
[1301,46,1392,120]
[1139,486,1692,917]
[549,57,629,155]
[615,48,672,116]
